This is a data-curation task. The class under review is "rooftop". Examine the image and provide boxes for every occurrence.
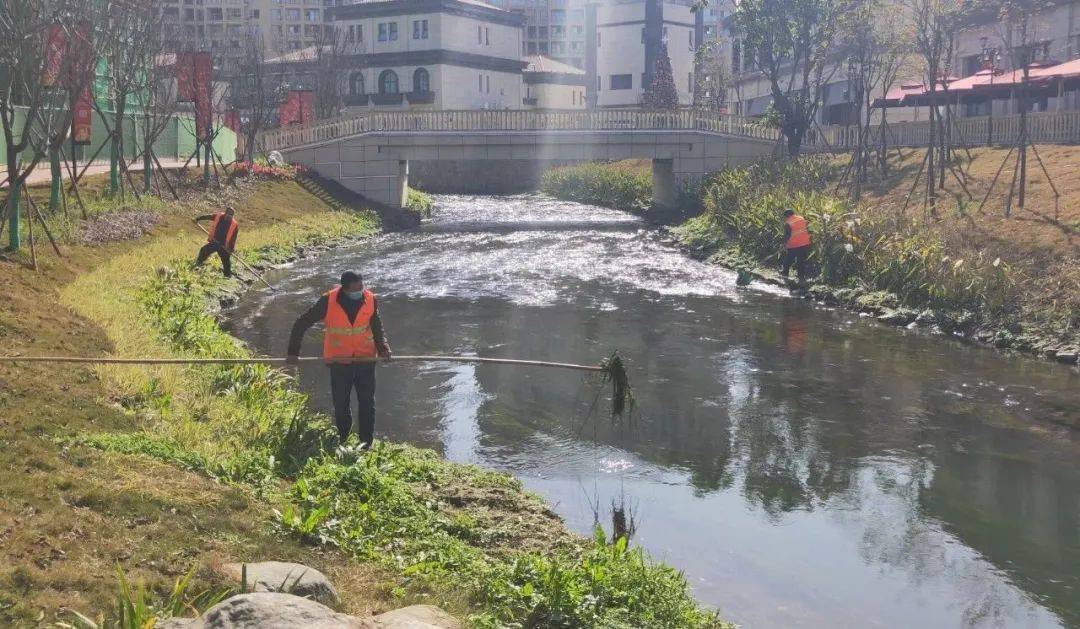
[522,54,586,76]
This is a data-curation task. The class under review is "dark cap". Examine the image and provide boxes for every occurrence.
[340,271,363,286]
[782,208,795,216]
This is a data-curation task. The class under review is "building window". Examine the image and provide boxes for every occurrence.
[528,26,536,37]
[378,22,397,41]
[486,75,490,92]
[379,69,399,94]
[413,67,430,92]
[479,73,483,91]
[478,25,482,44]
[305,9,319,22]
[272,8,282,20]
[413,19,428,39]
[486,27,490,45]
[286,8,300,20]
[610,74,632,90]
[349,71,364,95]
[347,24,355,41]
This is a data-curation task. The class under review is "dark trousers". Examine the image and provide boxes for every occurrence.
[782,245,811,281]
[329,363,376,445]
[196,243,232,277]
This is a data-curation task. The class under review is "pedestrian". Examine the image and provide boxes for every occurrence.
[780,207,811,282]
[287,271,392,447]
[194,206,238,277]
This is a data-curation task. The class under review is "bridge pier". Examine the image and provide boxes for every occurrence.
[392,160,408,209]
[651,159,678,209]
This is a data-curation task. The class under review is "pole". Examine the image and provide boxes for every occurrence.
[194,222,276,291]
[0,354,605,372]
[49,145,62,212]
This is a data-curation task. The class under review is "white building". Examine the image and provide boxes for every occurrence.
[523,54,588,108]
[330,0,526,110]
[587,0,699,107]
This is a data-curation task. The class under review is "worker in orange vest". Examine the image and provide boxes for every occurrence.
[781,208,811,282]
[287,271,392,446]
[194,206,239,277]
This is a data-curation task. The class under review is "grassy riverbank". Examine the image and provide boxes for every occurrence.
[0,174,726,626]
[541,154,1079,372]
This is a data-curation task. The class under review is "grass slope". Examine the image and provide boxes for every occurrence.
[1,174,727,627]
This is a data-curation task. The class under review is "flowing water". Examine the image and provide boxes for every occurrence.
[227,193,1080,628]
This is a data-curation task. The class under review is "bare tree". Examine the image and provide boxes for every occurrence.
[904,0,967,215]
[0,0,100,250]
[231,29,285,164]
[733,0,858,155]
[694,37,732,113]
[127,11,180,197]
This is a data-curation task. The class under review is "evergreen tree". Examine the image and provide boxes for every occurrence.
[643,42,679,110]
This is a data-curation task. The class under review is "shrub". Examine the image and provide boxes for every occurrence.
[231,161,305,181]
[406,187,434,218]
[689,157,1018,321]
[540,162,652,213]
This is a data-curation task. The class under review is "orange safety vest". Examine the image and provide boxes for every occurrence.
[208,213,239,252]
[785,214,811,249]
[322,287,377,362]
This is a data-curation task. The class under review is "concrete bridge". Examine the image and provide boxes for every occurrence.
[261,110,781,208]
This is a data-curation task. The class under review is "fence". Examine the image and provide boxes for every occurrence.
[819,110,1080,149]
[258,109,781,152]
[1,106,237,171]
[256,107,1080,155]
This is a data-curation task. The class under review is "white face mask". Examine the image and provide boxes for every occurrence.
[345,290,364,300]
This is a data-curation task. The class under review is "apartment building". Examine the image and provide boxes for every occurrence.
[486,0,590,69]
[587,0,700,108]
[329,0,526,110]
[157,0,334,74]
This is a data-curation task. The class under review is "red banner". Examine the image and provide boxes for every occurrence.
[176,52,195,102]
[41,25,67,87]
[63,22,92,90]
[193,52,213,139]
[278,90,315,126]
[71,86,93,145]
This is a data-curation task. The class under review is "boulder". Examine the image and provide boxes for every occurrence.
[373,605,460,629]
[220,561,339,606]
[156,593,370,629]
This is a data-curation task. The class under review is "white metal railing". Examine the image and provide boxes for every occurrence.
[818,110,1080,149]
[258,109,781,152]
[258,108,1080,154]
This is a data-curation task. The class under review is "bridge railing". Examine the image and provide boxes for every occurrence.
[259,109,781,153]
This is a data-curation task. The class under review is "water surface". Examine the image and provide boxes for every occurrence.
[227,193,1080,628]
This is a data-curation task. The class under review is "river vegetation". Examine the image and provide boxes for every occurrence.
[540,161,652,213]
[1,170,727,626]
[542,154,1078,363]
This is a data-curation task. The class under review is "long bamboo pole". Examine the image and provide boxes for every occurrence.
[0,355,605,372]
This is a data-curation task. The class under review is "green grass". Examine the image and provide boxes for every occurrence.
[406,187,434,218]
[540,162,652,213]
[56,180,726,626]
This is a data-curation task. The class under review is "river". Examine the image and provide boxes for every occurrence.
[226,193,1080,628]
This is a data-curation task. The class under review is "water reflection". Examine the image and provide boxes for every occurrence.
[227,193,1080,628]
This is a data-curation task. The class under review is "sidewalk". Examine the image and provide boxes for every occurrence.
[3,157,189,188]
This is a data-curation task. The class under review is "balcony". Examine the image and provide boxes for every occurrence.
[406,91,436,104]
[344,94,369,106]
[371,92,404,105]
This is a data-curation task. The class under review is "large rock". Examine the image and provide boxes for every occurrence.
[220,561,339,605]
[373,605,460,629]
[155,593,371,629]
